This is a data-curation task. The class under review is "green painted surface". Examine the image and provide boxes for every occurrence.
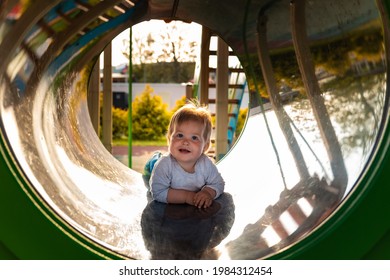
[0,0,389,260]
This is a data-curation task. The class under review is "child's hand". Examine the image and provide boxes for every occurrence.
[193,187,215,208]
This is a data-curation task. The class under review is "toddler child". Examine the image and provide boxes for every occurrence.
[149,101,225,209]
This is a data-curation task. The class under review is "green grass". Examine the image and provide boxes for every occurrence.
[113,137,167,146]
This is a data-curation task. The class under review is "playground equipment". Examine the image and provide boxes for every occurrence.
[192,29,247,160]
[0,0,389,259]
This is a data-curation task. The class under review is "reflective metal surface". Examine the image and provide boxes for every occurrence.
[0,0,388,259]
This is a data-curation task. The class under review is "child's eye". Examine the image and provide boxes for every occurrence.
[191,135,199,141]
[176,133,184,139]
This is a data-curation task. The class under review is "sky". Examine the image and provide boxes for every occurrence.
[103,20,203,67]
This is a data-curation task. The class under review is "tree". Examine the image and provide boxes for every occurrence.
[131,62,195,83]
[120,21,199,83]
[156,22,198,63]
[122,21,198,65]
[132,85,170,140]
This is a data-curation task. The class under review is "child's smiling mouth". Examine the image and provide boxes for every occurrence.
[179,148,191,153]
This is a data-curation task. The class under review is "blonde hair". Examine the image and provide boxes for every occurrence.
[167,100,212,151]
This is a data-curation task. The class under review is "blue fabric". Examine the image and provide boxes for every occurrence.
[143,151,163,177]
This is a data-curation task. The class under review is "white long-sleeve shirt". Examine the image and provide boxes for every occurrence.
[150,153,225,203]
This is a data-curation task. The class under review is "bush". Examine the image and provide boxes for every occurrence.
[112,107,128,139]
[235,108,248,139]
[131,85,170,140]
[170,95,187,114]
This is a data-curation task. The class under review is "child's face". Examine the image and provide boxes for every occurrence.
[169,120,208,171]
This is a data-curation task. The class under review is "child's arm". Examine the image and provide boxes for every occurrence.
[202,159,225,200]
[168,187,215,208]
[150,157,173,203]
[151,161,199,206]
[167,188,196,205]
[193,187,216,208]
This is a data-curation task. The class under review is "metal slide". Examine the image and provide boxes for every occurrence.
[0,0,389,259]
